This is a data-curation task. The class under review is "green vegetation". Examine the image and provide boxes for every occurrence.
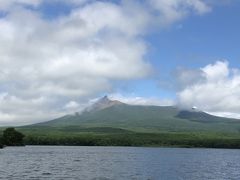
[1,126,240,149]
[31,105,240,134]
[2,104,240,149]
[12,126,240,149]
[0,136,3,148]
[0,128,25,148]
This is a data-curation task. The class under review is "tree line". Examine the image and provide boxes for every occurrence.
[23,133,240,149]
[1,128,240,149]
[0,128,25,148]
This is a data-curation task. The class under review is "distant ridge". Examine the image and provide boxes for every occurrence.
[176,110,236,123]
[25,96,240,134]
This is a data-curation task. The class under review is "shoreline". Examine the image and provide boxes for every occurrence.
[3,144,240,150]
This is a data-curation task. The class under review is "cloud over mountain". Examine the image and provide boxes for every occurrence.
[177,61,240,118]
[0,0,210,125]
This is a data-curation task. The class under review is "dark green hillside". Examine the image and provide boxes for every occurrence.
[176,111,237,123]
[14,96,240,148]
[26,104,240,134]
[33,105,181,130]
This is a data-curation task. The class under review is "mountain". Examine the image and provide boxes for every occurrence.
[176,110,237,123]
[84,95,124,112]
[26,96,240,134]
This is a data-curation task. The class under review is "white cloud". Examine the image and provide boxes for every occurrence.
[149,0,211,25]
[201,61,229,81]
[208,112,240,119]
[0,0,90,10]
[174,67,205,89]
[0,92,66,126]
[0,0,41,10]
[177,61,240,118]
[0,0,210,125]
[64,101,80,109]
[109,93,175,106]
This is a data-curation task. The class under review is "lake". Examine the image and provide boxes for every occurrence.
[0,146,240,180]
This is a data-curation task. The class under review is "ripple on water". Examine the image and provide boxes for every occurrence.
[0,146,240,180]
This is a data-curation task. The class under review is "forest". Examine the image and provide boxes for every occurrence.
[0,128,25,148]
[1,127,240,149]
[22,132,240,148]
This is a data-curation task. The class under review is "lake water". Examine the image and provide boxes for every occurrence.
[0,146,240,180]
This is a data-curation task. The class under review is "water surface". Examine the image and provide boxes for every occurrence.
[0,146,240,180]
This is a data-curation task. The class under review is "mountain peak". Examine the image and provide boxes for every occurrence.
[85,95,123,112]
[98,95,110,103]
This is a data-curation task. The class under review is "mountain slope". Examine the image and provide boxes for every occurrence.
[27,96,240,134]
[84,95,123,112]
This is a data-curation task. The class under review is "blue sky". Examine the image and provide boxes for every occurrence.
[110,1,240,100]
[0,0,240,125]
[150,2,240,68]
[142,1,240,97]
